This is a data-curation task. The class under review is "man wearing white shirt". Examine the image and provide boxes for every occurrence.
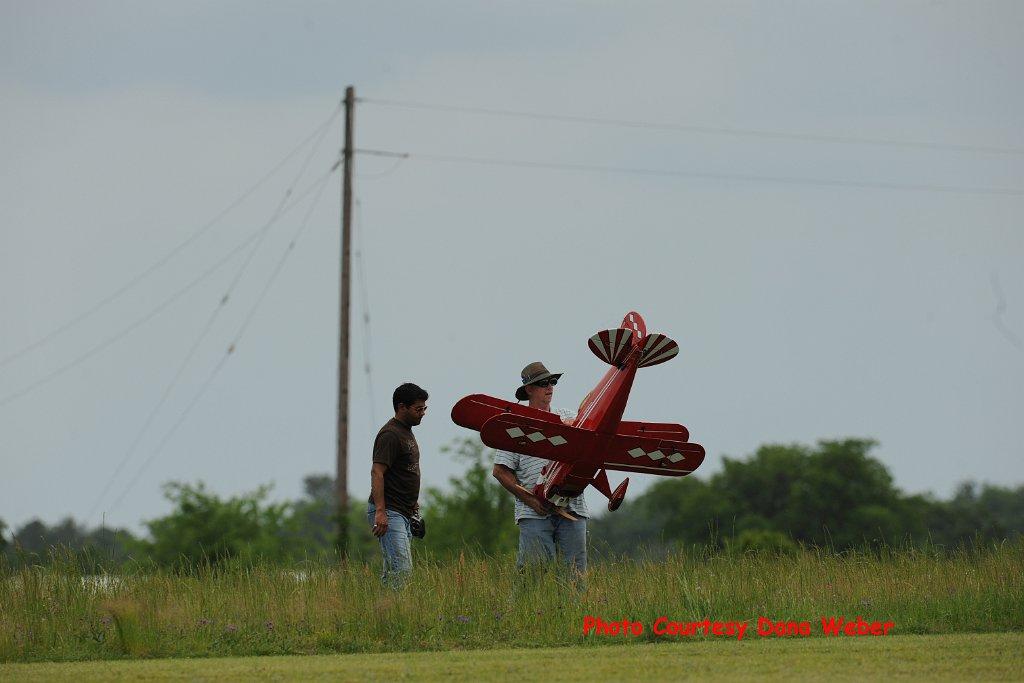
[492,361,589,577]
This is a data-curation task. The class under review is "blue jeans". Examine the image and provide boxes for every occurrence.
[517,516,587,577]
[367,503,412,588]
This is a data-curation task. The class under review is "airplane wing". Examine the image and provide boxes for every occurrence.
[596,434,704,476]
[479,414,593,464]
[617,420,690,442]
[451,393,563,431]
[480,412,704,477]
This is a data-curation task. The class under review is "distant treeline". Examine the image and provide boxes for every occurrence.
[590,438,1024,556]
[3,438,1022,567]
[0,475,378,569]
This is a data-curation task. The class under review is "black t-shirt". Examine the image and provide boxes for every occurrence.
[368,418,420,518]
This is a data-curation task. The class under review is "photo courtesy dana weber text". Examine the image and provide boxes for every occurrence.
[583,616,896,640]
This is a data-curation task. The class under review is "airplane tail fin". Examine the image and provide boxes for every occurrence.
[621,311,646,338]
[589,312,679,368]
[637,333,679,368]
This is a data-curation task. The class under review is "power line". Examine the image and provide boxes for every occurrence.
[213,108,339,320]
[232,172,334,347]
[358,96,1024,157]
[0,101,344,371]
[0,169,336,410]
[355,155,407,180]
[0,232,252,409]
[85,280,230,525]
[85,140,341,523]
[354,148,1024,196]
[105,165,337,514]
[105,348,232,515]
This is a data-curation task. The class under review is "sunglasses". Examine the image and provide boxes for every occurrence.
[532,378,558,387]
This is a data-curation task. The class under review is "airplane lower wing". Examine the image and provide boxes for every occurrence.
[480,413,705,477]
[480,414,593,464]
[451,394,563,431]
[597,434,704,476]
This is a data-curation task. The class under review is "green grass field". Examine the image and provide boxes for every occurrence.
[2,634,1022,681]
[3,543,1022,664]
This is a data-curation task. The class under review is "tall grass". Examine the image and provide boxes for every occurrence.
[2,541,1022,663]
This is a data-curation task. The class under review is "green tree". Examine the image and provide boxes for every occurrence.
[922,482,1024,547]
[592,439,943,554]
[3,516,137,567]
[419,438,517,557]
[287,474,378,560]
[591,476,727,557]
[12,517,86,554]
[140,481,297,566]
[742,439,914,547]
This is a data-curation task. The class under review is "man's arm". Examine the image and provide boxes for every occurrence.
[370,462,389,537]
[492,463,549,515]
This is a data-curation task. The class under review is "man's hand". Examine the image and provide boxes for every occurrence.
[493,463,551,516]
[372,508,389,537]
[525,494,550,516]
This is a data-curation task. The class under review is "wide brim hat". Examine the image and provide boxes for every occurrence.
[515,361,563,401]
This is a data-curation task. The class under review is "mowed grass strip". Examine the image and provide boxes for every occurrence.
[2,633,1022,681]
[2,543,1023,662]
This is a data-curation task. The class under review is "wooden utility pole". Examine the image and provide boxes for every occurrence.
[336,86,354,555]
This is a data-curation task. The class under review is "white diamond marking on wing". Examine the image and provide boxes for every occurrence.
[667,452,685,463]
[526,431,546,442]
[548,435,567,446]
[628,448,645,459]
[506,427,525,439]
[647,450,665,461]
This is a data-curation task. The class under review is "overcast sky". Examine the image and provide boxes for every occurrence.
[2,2,1022,533]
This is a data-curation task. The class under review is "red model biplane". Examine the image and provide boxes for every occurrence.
[451,311,704,518]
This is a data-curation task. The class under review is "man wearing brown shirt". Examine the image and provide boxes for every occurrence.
[367,382,428,587]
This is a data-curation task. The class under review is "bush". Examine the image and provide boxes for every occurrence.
[729,529,799,556]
